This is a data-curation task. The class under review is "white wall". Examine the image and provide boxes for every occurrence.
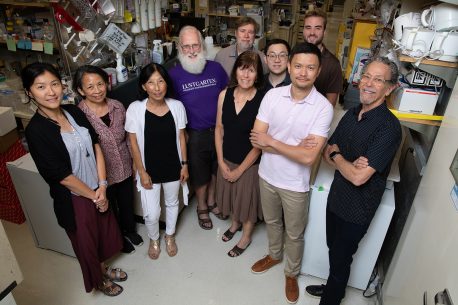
[383,80,458,304]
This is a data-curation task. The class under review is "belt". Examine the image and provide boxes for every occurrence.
[187,127,215,133]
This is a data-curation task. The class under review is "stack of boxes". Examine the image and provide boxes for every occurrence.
[0,106,26,224]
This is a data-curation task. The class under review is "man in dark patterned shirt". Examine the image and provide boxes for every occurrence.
[305,56,402,305]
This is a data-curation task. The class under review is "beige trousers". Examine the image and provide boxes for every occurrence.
[259,178,310,277]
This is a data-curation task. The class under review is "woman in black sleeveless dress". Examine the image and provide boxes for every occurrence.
[215,51,265,257]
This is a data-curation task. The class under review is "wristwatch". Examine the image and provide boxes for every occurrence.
[181,160,189,166]
[329,151,342,161]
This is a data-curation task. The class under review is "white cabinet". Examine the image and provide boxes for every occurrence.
[7,153,75,257]
[301,160,396,290]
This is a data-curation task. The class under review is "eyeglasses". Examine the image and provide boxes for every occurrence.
[180,43,201,52]
[360,73,391,86]
[266,53,289,61]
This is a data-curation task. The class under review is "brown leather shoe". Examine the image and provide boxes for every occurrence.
[285,276,299,304]
[251,255,281,274]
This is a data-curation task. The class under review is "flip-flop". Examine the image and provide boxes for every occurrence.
[99,280,123,297]
[222,226,242,242]
[105,266,128,282]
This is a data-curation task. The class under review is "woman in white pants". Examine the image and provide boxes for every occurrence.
[125,63,188,259]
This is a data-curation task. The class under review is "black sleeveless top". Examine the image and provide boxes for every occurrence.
[144,110,181,183]
[222,87,263,165]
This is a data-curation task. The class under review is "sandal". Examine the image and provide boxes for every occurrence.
[105,266,128,282]
[98,279,123,297]
[148,239,161,260]
[164,234,178,257]
[222,226,242,242]
[197,208,213,230]
[227,242,251,257]
[208,203,228,220]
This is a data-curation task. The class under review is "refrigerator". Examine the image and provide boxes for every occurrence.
[7,153,75,257]
[301,160,396,290]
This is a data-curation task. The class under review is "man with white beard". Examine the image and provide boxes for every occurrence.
[169,26,229,230]
[215,17,268,77]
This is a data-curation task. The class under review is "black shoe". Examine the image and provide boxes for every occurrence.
[122,237,135,254]
[125,232,144,246]
[305,284,325,298]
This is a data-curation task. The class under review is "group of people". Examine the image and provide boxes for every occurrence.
[20,8,402,305]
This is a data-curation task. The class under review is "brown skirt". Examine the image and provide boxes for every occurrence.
[216,159,263,223]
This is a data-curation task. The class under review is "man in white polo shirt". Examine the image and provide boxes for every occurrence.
[250,42,333,304]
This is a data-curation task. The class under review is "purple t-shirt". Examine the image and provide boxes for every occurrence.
[169,60,228,130]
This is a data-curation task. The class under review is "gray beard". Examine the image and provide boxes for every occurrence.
[178,52,207,74]
[237,41,253,53]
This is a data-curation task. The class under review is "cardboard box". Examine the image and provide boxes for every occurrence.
[0,107,17,136]
[392,87,440,115]
[0,129,19,154]
[405,70,443,88]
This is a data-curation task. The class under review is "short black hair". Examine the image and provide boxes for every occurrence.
[289,42,322,66]
[73,65,109,98]
[21,62,61,94]
[138,63,174,99]
[264,39,291,55]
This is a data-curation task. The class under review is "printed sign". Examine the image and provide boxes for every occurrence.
[99,23,132,54]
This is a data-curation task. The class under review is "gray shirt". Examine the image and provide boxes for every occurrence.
[214,44,268,77]
[61,110,98,192]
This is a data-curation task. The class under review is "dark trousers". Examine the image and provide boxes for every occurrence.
[106,175,136,235]
[320,210,369,305]
[67,195,123,292]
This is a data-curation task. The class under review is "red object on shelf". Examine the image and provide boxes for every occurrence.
[0,140,27,224]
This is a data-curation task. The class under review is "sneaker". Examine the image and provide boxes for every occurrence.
[121,237,135,254]
[285,276,299,304]
[305,284,325,298]
[251,255,281,274]
[125,232,144,246]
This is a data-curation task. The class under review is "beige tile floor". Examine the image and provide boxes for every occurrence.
[3,195,375,305]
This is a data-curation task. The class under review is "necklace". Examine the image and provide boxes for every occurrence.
[234,88,256,103]
[37,108,62,126]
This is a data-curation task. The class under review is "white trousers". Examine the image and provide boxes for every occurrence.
[141,180,180,240]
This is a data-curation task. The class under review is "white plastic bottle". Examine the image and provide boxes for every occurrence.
[116,53,128,83]
[152,40,163,64]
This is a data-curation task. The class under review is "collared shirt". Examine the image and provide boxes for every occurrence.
[262,72,291,94]
[314,45,343,96]
[327,102,401,225]
[214,44,268,77]
[78,98,132,185]
[257,85,333,192]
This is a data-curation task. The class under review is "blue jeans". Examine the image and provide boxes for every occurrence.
[320,210,369,305]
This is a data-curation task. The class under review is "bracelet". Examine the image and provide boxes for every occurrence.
[98,180,108,187]
[181,160,189,165]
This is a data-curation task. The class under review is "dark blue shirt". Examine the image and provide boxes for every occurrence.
[262,72,291,95]
[327,102,401,225]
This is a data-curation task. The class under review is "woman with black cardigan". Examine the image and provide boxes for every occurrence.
[22,62,126,297]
